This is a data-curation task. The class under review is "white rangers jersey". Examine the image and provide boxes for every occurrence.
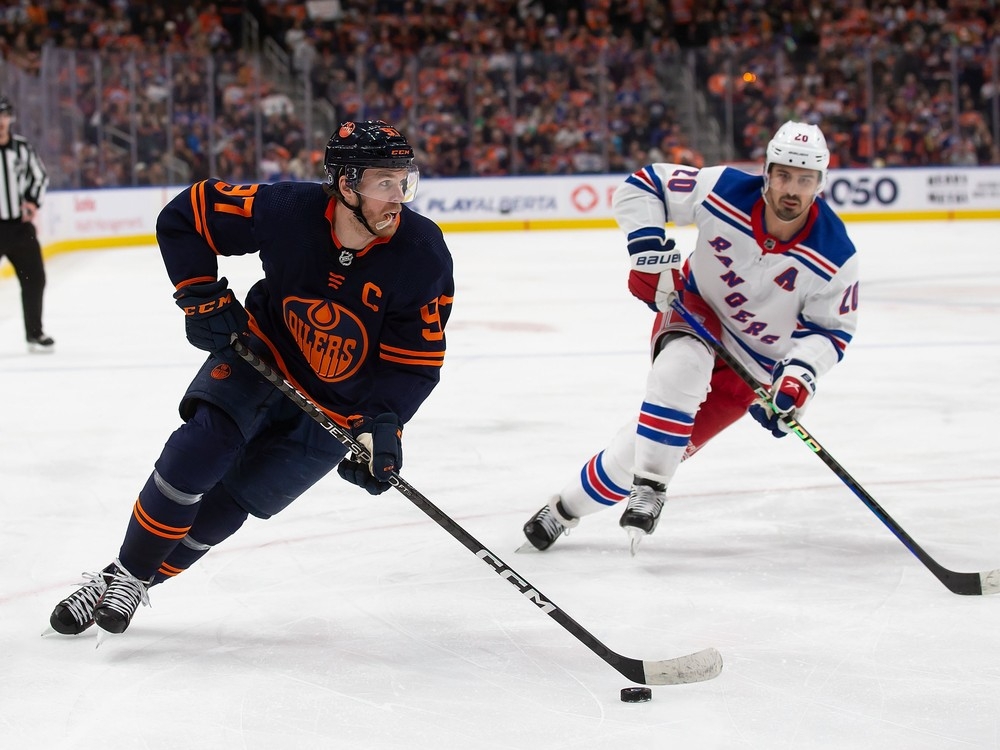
[614,164,858,383]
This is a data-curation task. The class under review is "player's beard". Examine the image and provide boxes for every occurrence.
[770,192,808,223]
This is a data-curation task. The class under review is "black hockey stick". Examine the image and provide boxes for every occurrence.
[231,338,722,685]
[670,299,1000,596]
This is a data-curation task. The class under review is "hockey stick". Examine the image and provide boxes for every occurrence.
[231,338,723,685]
[669,299,1000,596]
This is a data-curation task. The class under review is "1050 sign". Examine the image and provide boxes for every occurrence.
[827,176,899,206]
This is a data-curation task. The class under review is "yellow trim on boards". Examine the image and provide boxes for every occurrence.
[41,234,159,256]
[1,234,157,278]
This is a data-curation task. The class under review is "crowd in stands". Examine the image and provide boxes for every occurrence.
[0,0,997,189]
[688,0,999,167]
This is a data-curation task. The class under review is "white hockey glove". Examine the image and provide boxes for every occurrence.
[749,359,817,438]
[625,228,683,312]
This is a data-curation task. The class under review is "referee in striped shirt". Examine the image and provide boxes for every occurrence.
[0,95,52,352]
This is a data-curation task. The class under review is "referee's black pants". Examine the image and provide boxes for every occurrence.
[0,220,46,339]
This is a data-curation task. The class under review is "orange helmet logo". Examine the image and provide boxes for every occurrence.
[338,122,355,138]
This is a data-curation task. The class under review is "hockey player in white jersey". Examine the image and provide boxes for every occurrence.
[523,121,859,554]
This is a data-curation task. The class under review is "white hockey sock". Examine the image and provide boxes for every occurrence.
[633,335,713,484]
[559,423,636,518]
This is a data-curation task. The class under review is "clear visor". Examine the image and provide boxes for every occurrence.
[764,163,825,197]
[353,165,420,204]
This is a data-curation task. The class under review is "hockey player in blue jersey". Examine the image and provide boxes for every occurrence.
[49,120,454,636]
[523,121,859,554]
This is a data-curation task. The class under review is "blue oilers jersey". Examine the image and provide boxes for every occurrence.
[157,179,454,425]
[616,165,859,381]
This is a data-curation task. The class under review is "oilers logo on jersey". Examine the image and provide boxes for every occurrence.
[283,297,367,382]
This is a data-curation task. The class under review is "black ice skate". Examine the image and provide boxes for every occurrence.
[27,334,55,353]
[619,476,666,556]
[93,560,152,635]
[48,564,116,635]
[522,497,578,551]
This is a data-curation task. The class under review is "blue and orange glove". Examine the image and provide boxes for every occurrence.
[749,359,817,438]
[173,277,248,353]
[337,412,403,495]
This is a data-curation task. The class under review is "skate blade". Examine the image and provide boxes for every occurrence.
[626,528,646,557]
[95,628,115,649]
[515,540,540,553]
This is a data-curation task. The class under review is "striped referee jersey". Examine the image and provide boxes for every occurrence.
[0,133,47,221]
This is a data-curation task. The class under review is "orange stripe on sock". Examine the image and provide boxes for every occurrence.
[135,498,191,535]
[132,499,190,541]
[157,563,185,577]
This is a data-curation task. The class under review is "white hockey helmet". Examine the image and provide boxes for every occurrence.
[764,121,830,193]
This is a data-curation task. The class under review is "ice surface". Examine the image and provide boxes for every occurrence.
[1,221,999,749]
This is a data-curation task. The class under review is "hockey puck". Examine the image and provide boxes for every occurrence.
[620,687,652,703]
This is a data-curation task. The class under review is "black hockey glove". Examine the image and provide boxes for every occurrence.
[173,277,249,353]
[337,412,403,495]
